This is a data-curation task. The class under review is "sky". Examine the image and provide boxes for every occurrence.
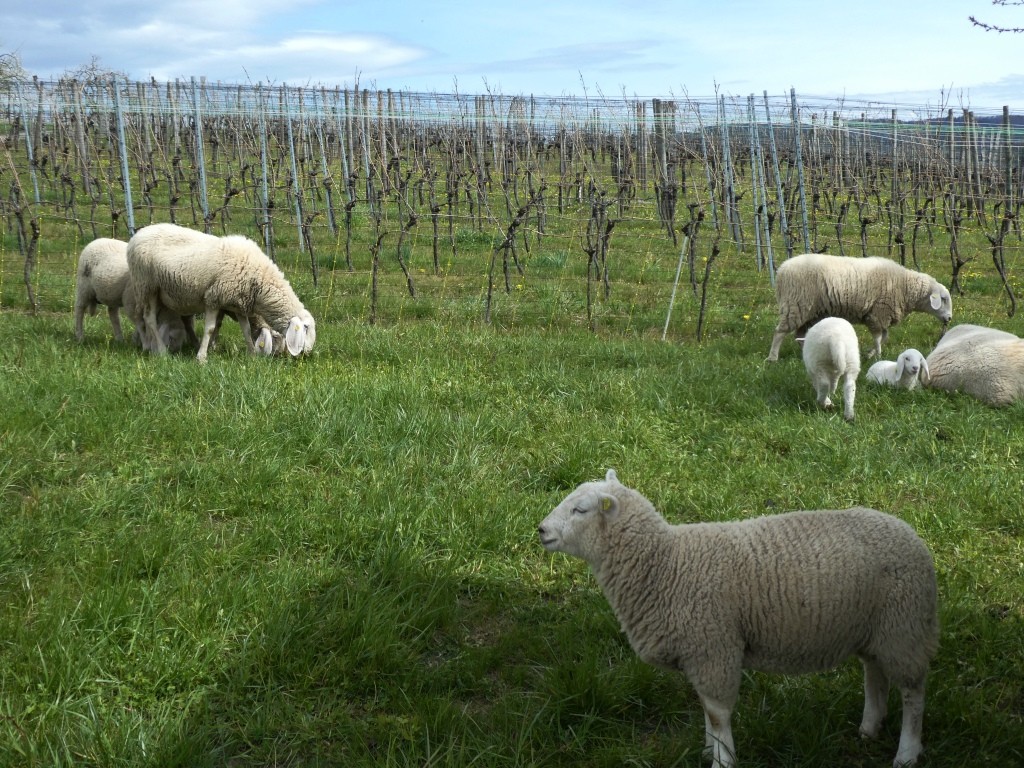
[3,1,1023,113]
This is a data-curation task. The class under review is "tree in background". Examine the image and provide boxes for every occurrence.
[970,0,1024,32]
[0,49,28,90]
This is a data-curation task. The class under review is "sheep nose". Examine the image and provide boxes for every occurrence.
[537,525,547,536]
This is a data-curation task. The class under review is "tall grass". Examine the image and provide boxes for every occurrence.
[1,286,1022,766]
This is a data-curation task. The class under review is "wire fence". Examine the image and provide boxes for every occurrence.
[1,77,1022,336]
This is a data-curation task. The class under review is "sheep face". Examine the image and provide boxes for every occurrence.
[896,348,929,386]
[919,282,952,325]
[538,469,620,562]
[285,310,317,357]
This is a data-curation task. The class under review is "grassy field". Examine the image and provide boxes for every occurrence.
[1,241,1023,768]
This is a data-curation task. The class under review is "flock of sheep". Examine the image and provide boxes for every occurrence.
[74,222,316,362]
[74,228,1018,767]
[769,251,1024,418]
[540,255,1023,767]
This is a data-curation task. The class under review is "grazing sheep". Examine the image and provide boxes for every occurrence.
[925,323,1024,406]
[538,470,938,768]
[125,223,315,362]
[75,238,188,350]
[767,253,952,362]
[802,317,861,422]
[866,348,929,390]
[73,238,132,343]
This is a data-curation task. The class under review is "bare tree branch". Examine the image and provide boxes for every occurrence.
[970,0,1024,32]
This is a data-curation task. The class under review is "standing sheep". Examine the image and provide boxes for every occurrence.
[75,238,187,350]
[925,323,1024,406]
[866,348,929,390]
[74,238,132,343]
[766,253,952,362]
[802,317,860,422]
[125,223,315,362]
[538,470,938,768]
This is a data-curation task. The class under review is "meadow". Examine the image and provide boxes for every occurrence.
[1,85,1023,766]
[2,260,1023,766]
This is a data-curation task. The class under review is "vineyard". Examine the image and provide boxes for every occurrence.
[1,77,1023,337]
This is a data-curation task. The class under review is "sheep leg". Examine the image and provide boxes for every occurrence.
[236,314,256,353]
[699,695,736,768]
[766,327,788,362]
[815,375,836,410]
[893,683,926,767]
[74,301,86,341]
[107,306,125,342]
[858,658,889,739]
[842,374,856,422]
[144,295,167,354]
[196,308,220,363]
[869,327,887,359]
[182,315,200,349]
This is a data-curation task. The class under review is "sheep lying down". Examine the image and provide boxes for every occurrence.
[539,470,938,768]
[866,348,929,390]
[925,323,1024,406]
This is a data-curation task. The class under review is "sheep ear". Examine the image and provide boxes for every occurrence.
[255,327,273,356]
[896,356,906,378]
[605,468,618,483]
[920,358,930,386]
[285,317,305,357]
[930,292,942,310]
[597,493,618,517]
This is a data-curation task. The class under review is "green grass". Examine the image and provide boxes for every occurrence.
[1,297,1022,767]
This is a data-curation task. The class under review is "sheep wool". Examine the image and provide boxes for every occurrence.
[866,348,929,390]
[802,316,860,421]
[925,323,1024,406]
[74,238,132,342]
[126,223,315,361]
[767,253,952,361]
[538,470,938,768]
[75,238,187,350]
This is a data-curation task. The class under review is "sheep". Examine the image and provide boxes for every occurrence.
[74,238,188,351]
[866,348,929,390]
[73,238,132,343]
[125,223,315,362]
[766,253,952,362]
[924,323,1024,406]
[538,469,938,768]
[802,316,860,422]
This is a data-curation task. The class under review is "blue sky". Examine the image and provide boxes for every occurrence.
[4,1,1023,110]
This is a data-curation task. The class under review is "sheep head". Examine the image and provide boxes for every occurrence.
[285,310,316,357]
[920,280,952,326]
[896,348,928,385]
[538,469,621,562]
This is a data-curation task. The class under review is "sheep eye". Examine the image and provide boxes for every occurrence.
[571,506,588,515]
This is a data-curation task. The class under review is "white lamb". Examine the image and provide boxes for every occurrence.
[538,469,938,768]
[866,348,929,390]
[74,238,133,343]
[767,253,952,361]
[125,223,315,362]
[924,323,1024,406]
[74,237,187,351]
[802,316,860,422]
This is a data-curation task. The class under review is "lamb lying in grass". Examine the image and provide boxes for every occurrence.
[539,470,939,768]
[866,349,929,390]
